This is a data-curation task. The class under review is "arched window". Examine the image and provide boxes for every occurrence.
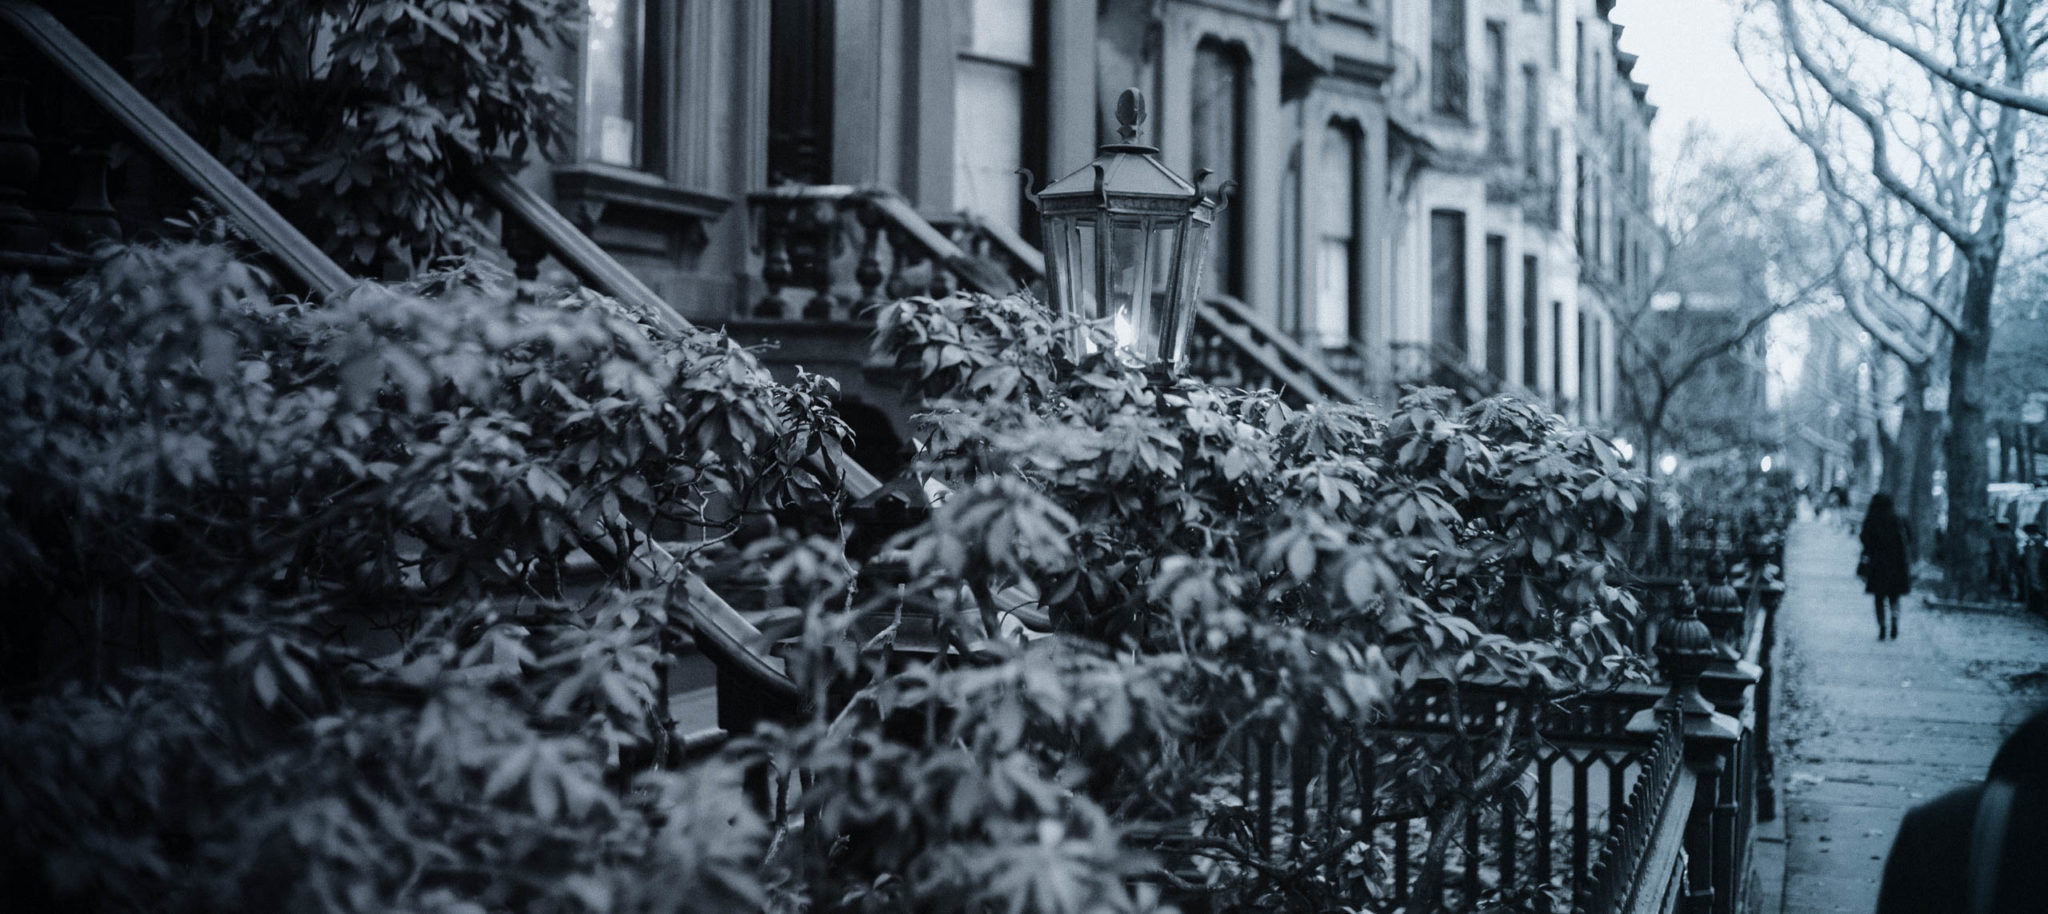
[1315,121,1364,348]
[1192,39,1248,297]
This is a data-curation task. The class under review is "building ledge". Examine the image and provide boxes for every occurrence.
[551,163,732,248]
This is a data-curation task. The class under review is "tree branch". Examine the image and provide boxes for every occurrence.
[1772,0,1981,246]
[1809,0,2048,115]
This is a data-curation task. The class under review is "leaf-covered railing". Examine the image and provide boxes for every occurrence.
[0,0,352,293]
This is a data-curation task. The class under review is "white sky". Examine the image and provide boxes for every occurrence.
[1609,0,1818,411]
[1610,0,1792,165]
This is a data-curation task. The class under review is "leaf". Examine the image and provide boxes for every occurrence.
[1343,558,1377,605]
[252,661,280,709]
[1286,535,1316,581]
[600,670,641,717]
[529,760,560,820]
[483,743,533,800]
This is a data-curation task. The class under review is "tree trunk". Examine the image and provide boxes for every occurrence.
[1903,362,1937,563]
[1943,250,2000,599]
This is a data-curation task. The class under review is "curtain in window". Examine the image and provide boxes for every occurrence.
[954,0,1036,229]
[582,0,645,168]
[1315,124,1360,348]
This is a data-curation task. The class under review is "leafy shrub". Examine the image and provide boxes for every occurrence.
[0,254,1650,913]
[138,0,581,269]
[0,244,841,912]
[842,292,1652,909]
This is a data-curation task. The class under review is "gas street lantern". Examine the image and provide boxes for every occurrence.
[1026,88,1228,373]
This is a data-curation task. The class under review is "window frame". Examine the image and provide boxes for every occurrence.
[1431,0,1470,119]
[577,0,670,176]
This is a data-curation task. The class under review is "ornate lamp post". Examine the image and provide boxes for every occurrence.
[1026,88,1227,373]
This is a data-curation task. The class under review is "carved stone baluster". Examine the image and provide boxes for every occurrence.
[500,215,546,304]
[754,200,791,318]
[0,70,49,256]
[883,226,916,300]
[851,196,886,315]
[789,199,836,320]
[57,5,121,248]
[926,254,956,300]
[59,130,120,246]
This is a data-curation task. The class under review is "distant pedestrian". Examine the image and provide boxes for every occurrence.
[1859,493,1910,640]
[2023,524,2047,618]
[1875,706,2048,914]
[1989,520,2019,601]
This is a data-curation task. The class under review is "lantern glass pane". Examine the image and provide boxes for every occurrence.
[1064,216,1097,321]
[1175,220,1213,335]
[1106,217,1152,354]
[1149,221,1180,295]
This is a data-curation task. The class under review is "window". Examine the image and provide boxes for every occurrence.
[581,0,660,170]
[1550,0,1562,70]
[768,0,834,184]
[1550,128,1563,223]
[1521,255,1540,388]
[1522,65,1542,179]
[1592,43,1604,129]
[1573,153,1586,254]
[1431,210,1468,357]
[1574,20,1585,109]
[1594,172,1605,268]
[1484,21,1508,156]
[1550,300,1564,395]
[1591,315,1606,416]
[954,0,1042,231]
[1617,219,1628,286]
[1316,123,1364,347]
[1193,40,1249,297]
[1485,235,1508,376]
[1576,309,1589,419]
[1432,0,1469,118]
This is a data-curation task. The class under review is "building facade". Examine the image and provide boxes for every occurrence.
[533,0,1655,429]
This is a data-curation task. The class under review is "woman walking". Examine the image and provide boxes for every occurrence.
[1860,493,1911,640]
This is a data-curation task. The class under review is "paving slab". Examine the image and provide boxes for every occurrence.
[1769,517,2048,914]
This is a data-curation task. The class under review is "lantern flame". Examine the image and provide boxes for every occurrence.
[1113,309,1138,350]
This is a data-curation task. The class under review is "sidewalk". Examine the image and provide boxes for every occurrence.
[1767,517,2048,914]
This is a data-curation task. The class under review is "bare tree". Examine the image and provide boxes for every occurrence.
[1744,0,2042,596]
[1608,134,1838,488]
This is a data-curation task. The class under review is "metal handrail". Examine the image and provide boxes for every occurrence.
[0,1,353,295]
[471,161,688,333]
[1199,293,1369,404]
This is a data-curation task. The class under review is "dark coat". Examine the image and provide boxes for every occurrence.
[1876,709,2048,914]
[1860,516,1910,596]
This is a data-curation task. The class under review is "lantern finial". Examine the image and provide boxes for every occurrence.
[1115,88,1147,143]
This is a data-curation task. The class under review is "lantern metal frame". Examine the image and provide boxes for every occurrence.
[1025,88,1228,373]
